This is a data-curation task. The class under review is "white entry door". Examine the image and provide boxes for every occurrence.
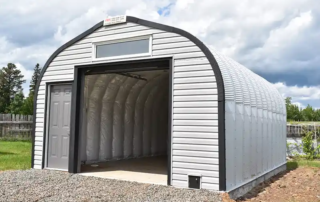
[47,84,72,170]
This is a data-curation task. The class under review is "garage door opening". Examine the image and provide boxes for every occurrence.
[79,68,170,185]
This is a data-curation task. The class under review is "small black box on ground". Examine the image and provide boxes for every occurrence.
[188,175,201,189]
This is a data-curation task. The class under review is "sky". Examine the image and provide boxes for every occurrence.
[0,0,319,108]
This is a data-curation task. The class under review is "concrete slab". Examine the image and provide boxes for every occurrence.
[80,156,168,185]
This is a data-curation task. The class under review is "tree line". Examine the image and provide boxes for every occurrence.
[286,97,320,122]
[0,63,319,121]
[0,63,41,115]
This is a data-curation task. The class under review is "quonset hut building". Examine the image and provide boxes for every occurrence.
[31,16,287,197]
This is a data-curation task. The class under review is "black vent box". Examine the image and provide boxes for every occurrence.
[188,175,201,189]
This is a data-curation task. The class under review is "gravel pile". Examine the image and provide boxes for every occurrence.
[0,170,222,202]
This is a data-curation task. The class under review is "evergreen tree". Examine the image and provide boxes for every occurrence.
[19,63,42,115]
[29,63,41,96]
[0,63,25,113]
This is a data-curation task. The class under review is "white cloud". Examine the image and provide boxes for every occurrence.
[54,7,106,44]
[0,0,319,97]
[292,101,306,109]
[0,37,54,68]
[274,82,320,100]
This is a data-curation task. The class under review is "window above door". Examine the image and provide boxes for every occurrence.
[92,35,152,61]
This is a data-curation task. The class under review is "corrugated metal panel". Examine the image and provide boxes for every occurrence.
[173,95,217,102]
[175,84,215,91]
[173,114,218,120]
[174,77,216,84]
[173,168,219,178]
[84,25,151,39]
[173,126,218,133]
[34,22,220,190]
[173,120,218,126]
[173,132,218,139]
[172,150,219,158]
[174,57,210,66]
[210,48,286,191]
[173,156,218,164]
[153,32,180,39]
[174,64,212,72]
[173,101,217,107]
[153,36,189,45]
[173,108,218,114]
[153,47,200,56]
[174,52,205,59]
[172,137,218,145]
[33,165,42,169]
[174,70,215,78]
[153,41,195,50]
[173,89,217,96]
[172,144,218,152]
[172,163,218,171]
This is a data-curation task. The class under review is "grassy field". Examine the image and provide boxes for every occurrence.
[288,121,320,125]
[0,140,319,172]
[0,141,31,171]
[287,159,320,170]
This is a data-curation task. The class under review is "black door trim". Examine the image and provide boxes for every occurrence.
[31,16,225,190]
[69,58,173,186]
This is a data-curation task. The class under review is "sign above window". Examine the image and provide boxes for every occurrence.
[103,15,126,26]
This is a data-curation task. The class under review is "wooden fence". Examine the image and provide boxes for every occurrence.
[0,114,33,139]
[287,124,320,137]
[0,114,318,140]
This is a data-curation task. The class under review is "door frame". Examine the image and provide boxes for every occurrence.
[42,81,73,170]
[69,57,173,185]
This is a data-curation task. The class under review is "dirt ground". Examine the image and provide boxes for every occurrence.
[222,167,320,202]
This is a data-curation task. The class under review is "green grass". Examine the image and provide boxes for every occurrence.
[287,159,320,170]
[0,141,32,171]
[288,121,320,125]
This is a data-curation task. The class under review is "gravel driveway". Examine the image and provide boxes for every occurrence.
[0,170,222,202]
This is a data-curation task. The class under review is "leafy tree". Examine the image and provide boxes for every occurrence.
[291,104,302,121]
[285,97,294,120]
[8,91,25,114]
[301,105,315,121]
[285,97,320,122]
[0,63,25,113]
[315,109,320,121]
[285,97,302,121]
[21,95,34,115]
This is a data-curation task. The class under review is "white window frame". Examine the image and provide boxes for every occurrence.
[92,35,152,61]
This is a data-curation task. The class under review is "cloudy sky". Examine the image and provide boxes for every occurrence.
[0,0,319,108]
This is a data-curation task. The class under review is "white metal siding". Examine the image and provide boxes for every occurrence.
[34,22,219,190]
[210,48,287,191]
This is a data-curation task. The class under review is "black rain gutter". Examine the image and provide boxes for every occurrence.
[31,16,226,191]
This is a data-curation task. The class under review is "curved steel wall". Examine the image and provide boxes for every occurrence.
[33,20,221,190]
[210,48,287,191]
[33,16,287,191]
[81,71,169,162]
